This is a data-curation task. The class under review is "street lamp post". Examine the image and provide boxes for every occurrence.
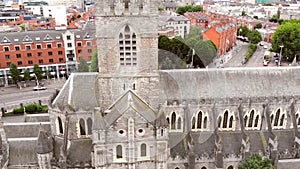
[279,44,284,66]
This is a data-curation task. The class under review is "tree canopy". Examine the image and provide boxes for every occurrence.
[247,30,262,44]
[176,5,203,15]
[9,63,20,85]
[158,26,217,69]
[272,22,300,62]
[33,64,43,82]
[78,57,89,72]
[23,70,30,84]
[89,49,98,72]
[254,23,262,29]
[238,154,274,169]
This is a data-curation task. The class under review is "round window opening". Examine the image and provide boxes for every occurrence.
[118,129,126,136]
[137,128,145,136]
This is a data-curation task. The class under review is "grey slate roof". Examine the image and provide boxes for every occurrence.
[52,73,99,111]
[36,128,53,154]
[94,90,157,130]
[159,67,300,102]
[0,26,96,44]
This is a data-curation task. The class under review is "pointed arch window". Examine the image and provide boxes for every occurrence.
[279,114,285,126]
[197,111,202,129]
[223,111,228,128]
[248,110,254,127]
[229,116,233,128]
[57,117,63,134]
[87,118,93,135]
[203,117,207,129]
[167,112,182,131]
[79,118,86,135]
[141,143,147,157]
[116,145,123,159]
[271,108,286,129]
[274,109,280,126]
[254,115,259,127]
[119,25,137,66]
[171,112,176,129]
[244,115,248,127]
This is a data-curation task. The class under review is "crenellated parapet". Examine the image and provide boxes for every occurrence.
[96,0,157,17]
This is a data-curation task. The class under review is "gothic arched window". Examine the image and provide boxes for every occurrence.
[244,115,248,127]
[87,118,92,135]
[197,111,202,129]
[223,111,228,128]
[171,112,176,129]
[57,117,63,134]
[248,110,254,127]
[79,118,86,135]
[116,145,123,159]
[203,116,207,129]
[119,25,137,66]
[254,115,259,127]
[274,109,280,126]
[280,114,285,126]
[229,116,233,128]
[192,117,196,129]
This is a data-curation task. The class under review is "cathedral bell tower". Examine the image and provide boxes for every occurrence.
[95,0,159,110]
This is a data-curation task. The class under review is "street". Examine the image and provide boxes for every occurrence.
[0,79,64,112]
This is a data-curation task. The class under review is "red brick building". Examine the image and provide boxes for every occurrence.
[185,12,238,56]
[0,21,96,86]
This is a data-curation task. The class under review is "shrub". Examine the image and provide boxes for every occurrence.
[12,107,25,114]
[25,104,37,112]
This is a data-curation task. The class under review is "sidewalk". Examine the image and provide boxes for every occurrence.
[0,79,65,95]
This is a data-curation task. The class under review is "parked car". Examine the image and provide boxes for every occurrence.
[263,60,268,66]
[264,45,268,49]
[33,85,47,91]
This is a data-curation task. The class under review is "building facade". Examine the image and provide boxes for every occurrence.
[0,23,96,86]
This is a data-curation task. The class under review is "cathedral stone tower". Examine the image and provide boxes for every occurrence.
[94,0,159,110]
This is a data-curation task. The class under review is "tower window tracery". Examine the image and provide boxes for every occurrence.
[119,25,137,66]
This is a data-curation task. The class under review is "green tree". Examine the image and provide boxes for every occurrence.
[23,69,30,85]
[9,63,21,86]
[33,64,43,82]
[237,26,250,37]
[254,23,262,29]
[89,49,98,72]
[78,57,89,72]
[242,11,247,16]
[247,30,262,44]
[272,22,300,62]
[238,154,274,169]
[253,16,258,19]
[176,5,203,15]
[20,24,26,31]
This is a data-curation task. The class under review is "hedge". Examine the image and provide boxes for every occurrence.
[244,43,257,62]
[7,104,48,116]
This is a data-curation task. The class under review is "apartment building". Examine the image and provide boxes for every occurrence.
[185,12,237,56]
[159,12,190,38]
[0,21,96,86]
